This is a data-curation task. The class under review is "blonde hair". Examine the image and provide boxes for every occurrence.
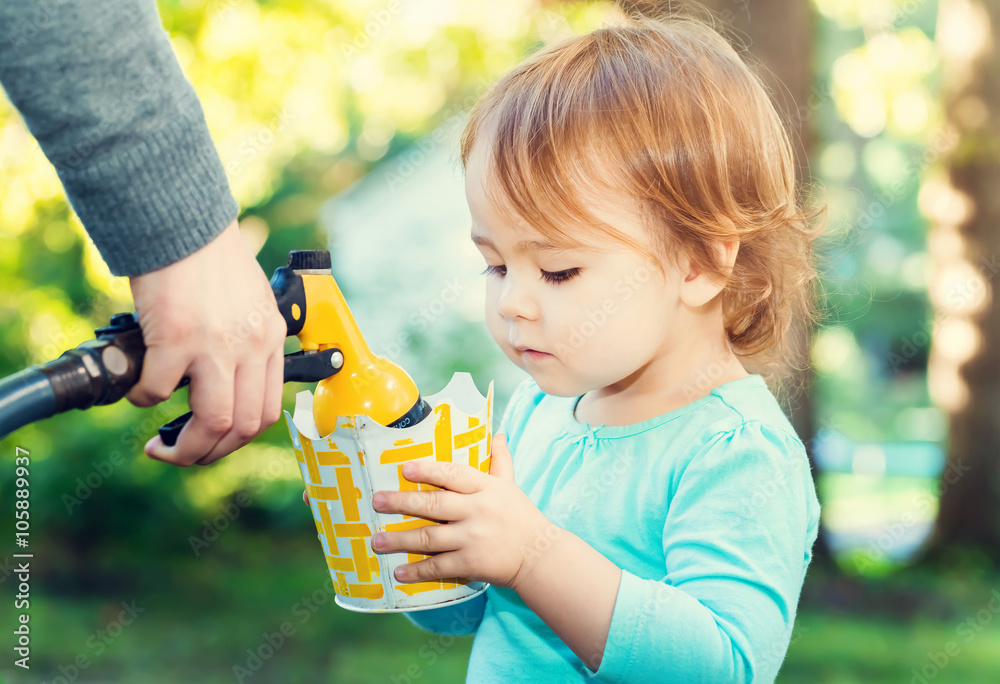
[460,15,824,387]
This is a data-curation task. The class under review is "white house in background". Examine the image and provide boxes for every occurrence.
[319,116,530,403]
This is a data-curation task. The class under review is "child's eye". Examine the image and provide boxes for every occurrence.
[540,268,581,284]
[480,265,581,284]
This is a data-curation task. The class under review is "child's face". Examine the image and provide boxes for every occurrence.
[466,142,691,399]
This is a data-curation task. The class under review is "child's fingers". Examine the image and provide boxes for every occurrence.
[373,488,466,521]
[402,459,483,494]
[302,489,309,505]
[371,525,459,556]
[488,433,515,481]
[392,552,462,584]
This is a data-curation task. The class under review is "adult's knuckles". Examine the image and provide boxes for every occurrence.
[206,324,238,347]
[245,321,270,346]
[267,314,289,341]
[200,412,234,434]
[135,385,172,405]
[125,390,152,407]
[262,404,282,427]
[156,315,197,342]
[234,418,262,440]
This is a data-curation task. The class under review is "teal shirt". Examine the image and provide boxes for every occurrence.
[405,374,821,683]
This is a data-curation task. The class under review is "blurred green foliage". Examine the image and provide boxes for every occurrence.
[810,0,945,445]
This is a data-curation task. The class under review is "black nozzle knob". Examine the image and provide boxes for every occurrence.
[288,250,331,270]
[94,312,140,336]
[109,312,139,328]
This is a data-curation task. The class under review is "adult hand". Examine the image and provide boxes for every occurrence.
[126,219,287,466]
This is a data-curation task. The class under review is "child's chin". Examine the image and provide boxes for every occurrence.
[526,372,579,399]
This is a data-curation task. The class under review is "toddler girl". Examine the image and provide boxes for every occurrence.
[368,14,822,683]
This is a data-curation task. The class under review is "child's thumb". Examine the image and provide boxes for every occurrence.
[488,433,515,481]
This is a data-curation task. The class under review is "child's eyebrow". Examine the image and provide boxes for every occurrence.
[471,233,582,255]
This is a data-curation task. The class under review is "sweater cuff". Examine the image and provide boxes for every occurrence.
[55,100,238,277]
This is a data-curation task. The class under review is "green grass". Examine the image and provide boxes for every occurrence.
[3,533,999,684]
[1,533,475,684]
[781,612,1000,683]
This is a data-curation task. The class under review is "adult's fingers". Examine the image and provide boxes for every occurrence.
[196,359,266,465]
[260,344,285,432]
[126,346,190,408]
[146,355,235,466]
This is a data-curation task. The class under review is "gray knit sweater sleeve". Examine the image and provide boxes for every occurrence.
[0,0,239,277]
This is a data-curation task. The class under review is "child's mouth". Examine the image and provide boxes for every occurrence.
[519,348,553,361]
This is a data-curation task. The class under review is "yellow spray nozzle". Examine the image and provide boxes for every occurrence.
[297,271,426,436]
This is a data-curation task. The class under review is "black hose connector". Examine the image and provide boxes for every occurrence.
[34,313,146,413]
[0,368,58,440]
[0,312,146,440]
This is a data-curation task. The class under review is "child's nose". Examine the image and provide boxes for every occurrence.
[497,274,539,321]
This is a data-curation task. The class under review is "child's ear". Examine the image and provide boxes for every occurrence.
[679,240,740,308]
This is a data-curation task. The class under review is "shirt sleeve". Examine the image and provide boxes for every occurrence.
[496,376,542,449]
[0,0,238,277]
[588,421,821,684]
[403,376,539,635]
[401,590,487,636]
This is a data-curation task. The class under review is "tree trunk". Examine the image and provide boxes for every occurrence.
[914,0,1000,569]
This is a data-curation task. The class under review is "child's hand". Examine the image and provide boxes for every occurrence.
[369,433,551,590]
